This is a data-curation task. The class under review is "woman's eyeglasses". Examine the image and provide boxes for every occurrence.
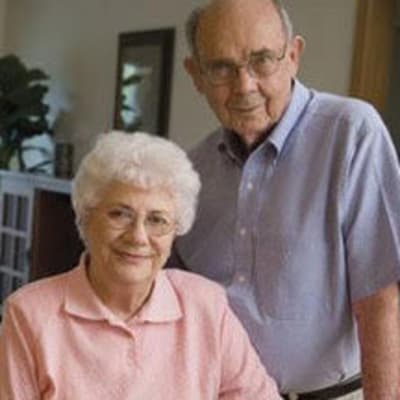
[99,206,175,237]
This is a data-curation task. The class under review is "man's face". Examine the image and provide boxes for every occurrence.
[185,0,304,147]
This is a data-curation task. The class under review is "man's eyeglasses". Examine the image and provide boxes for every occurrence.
[199,43,287,86]
[99,206,176,237]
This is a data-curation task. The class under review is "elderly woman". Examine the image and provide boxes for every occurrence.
[0,131,280,399]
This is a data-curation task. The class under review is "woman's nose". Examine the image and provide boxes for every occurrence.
[126,219,150,244]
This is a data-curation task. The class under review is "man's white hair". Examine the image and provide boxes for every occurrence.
[72,131,201,238]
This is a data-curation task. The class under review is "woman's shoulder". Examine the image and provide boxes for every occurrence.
[5,268,73,313]
[164,268,227,307]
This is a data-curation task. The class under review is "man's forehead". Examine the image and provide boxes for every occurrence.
[198,0,280,29]
[196,15,285,60]
[203,0,274,15]
[196,0,284,54]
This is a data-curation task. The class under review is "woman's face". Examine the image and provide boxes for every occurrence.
[83,181,176,291]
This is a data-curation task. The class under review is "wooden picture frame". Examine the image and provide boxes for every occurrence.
[113,28,175,136]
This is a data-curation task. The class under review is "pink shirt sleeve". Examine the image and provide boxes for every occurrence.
[219,303,281,399]
[0,300,41,400]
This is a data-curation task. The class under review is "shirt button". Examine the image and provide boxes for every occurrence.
[237,274,247,283]
[239,227,247,237]
[247,182,254,191]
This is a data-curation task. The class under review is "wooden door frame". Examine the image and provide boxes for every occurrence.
[350,0,396,113]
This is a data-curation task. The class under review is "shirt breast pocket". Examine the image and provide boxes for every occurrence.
[255,231,331,320]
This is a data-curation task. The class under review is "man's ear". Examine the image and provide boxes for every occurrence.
[184,56,205,93]
[288,35,305,76]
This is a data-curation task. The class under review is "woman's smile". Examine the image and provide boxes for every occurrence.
[114,249,153,265]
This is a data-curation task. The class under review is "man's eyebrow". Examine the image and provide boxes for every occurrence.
[205,57,237,65]
[249,48,275,58]
[204,47,276,65]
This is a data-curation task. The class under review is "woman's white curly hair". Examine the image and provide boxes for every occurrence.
[71,131,201,238]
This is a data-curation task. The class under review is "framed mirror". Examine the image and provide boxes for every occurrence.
[113,28,175,136]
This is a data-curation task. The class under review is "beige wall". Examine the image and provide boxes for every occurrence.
[3,0,357,169]
[287,0,357,95]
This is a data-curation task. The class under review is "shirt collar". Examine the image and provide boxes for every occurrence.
[64,255,182,324]
[217,80,312,159]
[133,270,182,323]
[219,129,249,163]
[267,80,312,154]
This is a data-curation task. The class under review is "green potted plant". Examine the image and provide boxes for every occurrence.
[0,54,52,171]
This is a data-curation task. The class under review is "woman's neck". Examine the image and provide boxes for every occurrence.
[86,263,154,321]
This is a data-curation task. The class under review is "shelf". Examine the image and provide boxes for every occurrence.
[0,170,72,194]
[0,226,29,238]
[0,170,83,316]
[0,265,26,279]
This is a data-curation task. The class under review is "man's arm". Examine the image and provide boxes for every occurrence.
[353,282,400,399]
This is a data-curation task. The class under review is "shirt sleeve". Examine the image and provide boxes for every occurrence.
[219,302,282,399]
[0,299,41,400]
[343,107,400,301]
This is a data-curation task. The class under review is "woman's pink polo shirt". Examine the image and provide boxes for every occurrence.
[0,260,280,399]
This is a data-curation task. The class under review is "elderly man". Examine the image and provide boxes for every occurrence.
[168,0,400,399]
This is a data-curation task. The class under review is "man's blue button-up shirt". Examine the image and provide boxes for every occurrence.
[171,81,400,392]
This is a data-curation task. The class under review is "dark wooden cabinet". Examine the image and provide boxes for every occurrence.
[0,170,83,316]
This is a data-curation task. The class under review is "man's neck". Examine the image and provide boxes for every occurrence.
[230,125,276,156]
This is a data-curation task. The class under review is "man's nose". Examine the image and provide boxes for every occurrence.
[232,65,257,93]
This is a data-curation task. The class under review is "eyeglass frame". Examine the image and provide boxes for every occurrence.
[197,41,288,86]
[91,205,177,237]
